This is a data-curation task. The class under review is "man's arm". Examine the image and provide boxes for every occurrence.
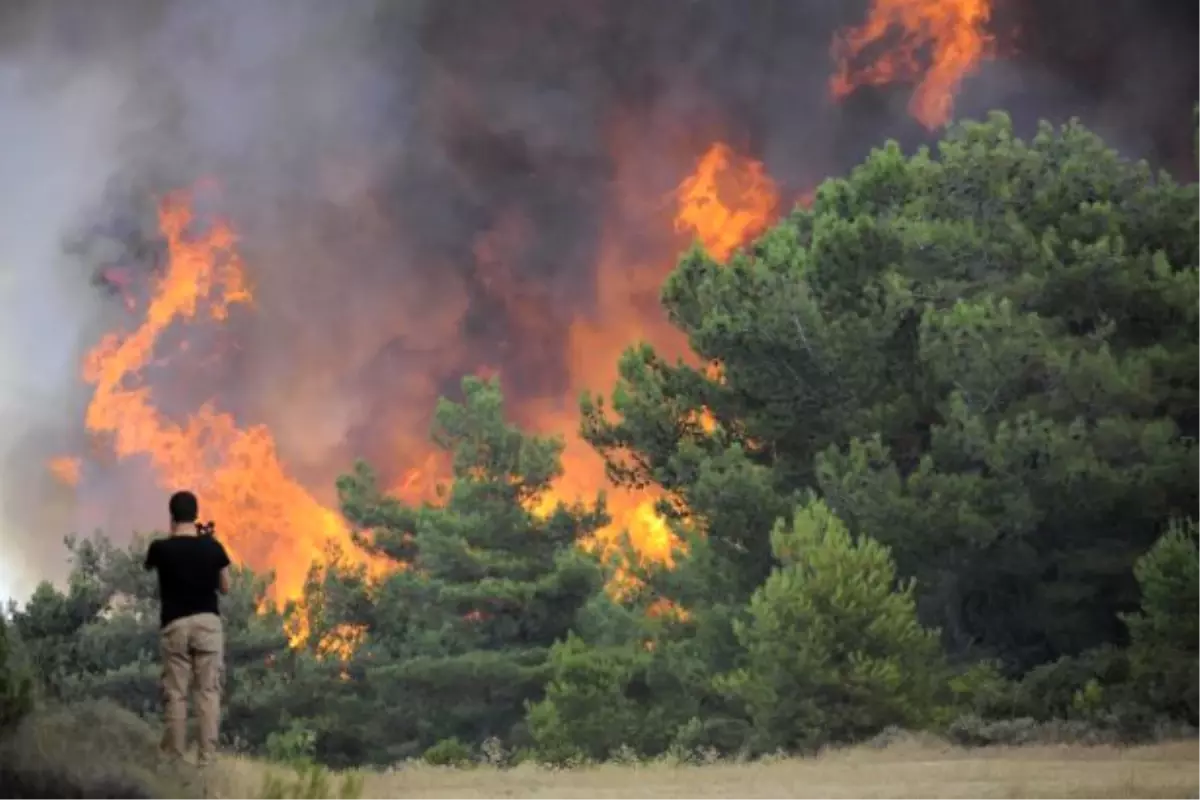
[143,540,158,572]
[215,541,232,595]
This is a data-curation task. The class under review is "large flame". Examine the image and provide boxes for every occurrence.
[54,4,994,649]
[830,0,995,129]
[528,139,778,570]
[78,192,392,631]
[675,142,779,262]
[61,140,776,654]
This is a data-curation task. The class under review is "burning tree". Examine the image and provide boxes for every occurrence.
[275,376,608,764]
[584,111,1198,686]
[12,110,1196,766]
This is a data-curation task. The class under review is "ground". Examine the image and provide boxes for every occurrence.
[217,739,1199,799]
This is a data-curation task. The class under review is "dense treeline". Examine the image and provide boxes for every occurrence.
[2,113,1197,770]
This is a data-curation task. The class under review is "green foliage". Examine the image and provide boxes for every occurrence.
[527,635,649,763]
[1124,519,1199,650]
[1014,645,1131,720]
[282,376,608,765]
[8,112,1198,769]
[723,499,945,751]
[588,111,1197,676]
[943,660,1018,721]
[0,616,34,733]
[8,531,292,754]
[265,720,320,768]
[422,737,474,767]
[1121,518,1199,722]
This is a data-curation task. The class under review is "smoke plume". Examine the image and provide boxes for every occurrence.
[0,41,141,597]
[0,0,1194,603]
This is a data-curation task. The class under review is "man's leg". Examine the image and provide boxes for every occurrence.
[159,620,191,760]
[190,613,225,767]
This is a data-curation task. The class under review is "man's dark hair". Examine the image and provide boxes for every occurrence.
[168,491,199,524]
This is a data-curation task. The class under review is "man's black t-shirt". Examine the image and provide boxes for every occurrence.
[144,535,232,629]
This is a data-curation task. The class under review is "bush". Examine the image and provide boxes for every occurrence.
[422,737,474,767]
[265,720,319,768]
[942,660,1018,722]
[721,499,946,752]
[0,616,34,732]
[0,699,201,798]
[527,636,647,764]
[1122,518,1199,723]
[1015,645,1131,720]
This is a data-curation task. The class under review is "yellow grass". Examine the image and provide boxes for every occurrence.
[214,739,1199,799]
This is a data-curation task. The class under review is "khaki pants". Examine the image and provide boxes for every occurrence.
[159,612,224,764]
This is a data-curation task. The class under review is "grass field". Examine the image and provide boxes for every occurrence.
[217,739,1199,799]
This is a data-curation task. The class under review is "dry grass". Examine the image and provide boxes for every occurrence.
[216,739,1199,799]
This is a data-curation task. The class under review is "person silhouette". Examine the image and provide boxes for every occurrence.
[143,490,231,767]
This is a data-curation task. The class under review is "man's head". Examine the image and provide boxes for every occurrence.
[168,490,199,528]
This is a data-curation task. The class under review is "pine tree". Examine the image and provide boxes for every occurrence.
[585,112,1198,673]
[723,498,944,752]
[333,376,607,757]
[1121,518,1199,723]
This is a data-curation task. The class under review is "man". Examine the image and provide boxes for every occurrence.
[144,490,232,766]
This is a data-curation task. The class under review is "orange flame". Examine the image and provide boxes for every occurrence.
[675,142,779,261]
[78,190,392,642]
[532,140,777,573]
[830,0,995,129]
[317,622,368,662]
[72,139,777,650]
[387,450,446,504]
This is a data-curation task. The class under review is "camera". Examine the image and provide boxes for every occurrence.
[197,521,216,537]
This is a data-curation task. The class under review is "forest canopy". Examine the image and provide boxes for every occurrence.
[4,112,1197,769]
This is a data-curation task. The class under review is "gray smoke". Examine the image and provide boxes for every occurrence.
[0,0,415,602]
[0,50,141,600]
[0,0,1193,604]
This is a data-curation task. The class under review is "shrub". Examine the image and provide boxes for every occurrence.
[722,499,946,752]
[265,720,319,768]
[0,616,34,732]
[1015,646,1131,720]
[943,660,1016,719]
[0,699,200,798]
[422,737,474,767]
[527,635,647,764]
[1121,518,1199,723]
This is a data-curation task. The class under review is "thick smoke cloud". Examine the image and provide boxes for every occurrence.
[0,0,1194,602]
[955,0,1198,172]
[0,48,142,599]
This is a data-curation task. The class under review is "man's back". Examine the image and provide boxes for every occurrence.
[147,491,231,767]
[146,535,230,628]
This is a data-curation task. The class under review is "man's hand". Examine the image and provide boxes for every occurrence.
[218,566,231,595]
